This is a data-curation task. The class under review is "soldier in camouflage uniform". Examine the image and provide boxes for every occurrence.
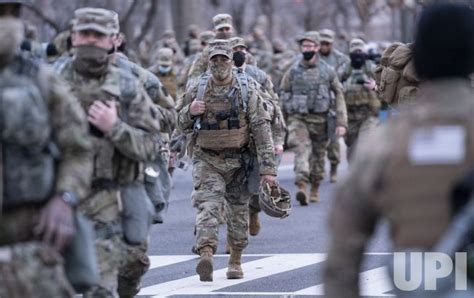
[341,39,379,160]
[230,36,286,236]
[280,31,347,205]
[325,5,474,297]
[54,8,161,297]
[178,40,277,282]
[318,29,350,183]
[0,1,92,297]
[187,13,235,89]
[149,48,178,102]
[109,20,175,298]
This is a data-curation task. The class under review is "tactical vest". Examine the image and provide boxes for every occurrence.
[55,59,140,186]
[194,73,250,151]
[380,86,474,249]
[1,56,56,206]
[286,61,332,115]
[344,69,372,106]
[245,65,267,86]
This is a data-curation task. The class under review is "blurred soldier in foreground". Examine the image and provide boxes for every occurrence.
[341,38,379,160]
[280,31,347,205]
[178,40,276,281]
[318,29,350,182]
[324,4,474,297]
[54,8,161,297]
[231,36,286,236]
[0,1,92,297]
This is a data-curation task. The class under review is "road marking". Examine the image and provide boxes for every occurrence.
[140,253,326,296]
[149,255,198,270]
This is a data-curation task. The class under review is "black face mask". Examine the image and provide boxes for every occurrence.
[233,51,246,67]
[350,52,367,69]
[302,51,316,61]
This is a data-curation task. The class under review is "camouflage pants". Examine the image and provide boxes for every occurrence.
[287,117,329,184]
[192,149,250,253]
[118,242,150,298]
[81,189,125,298]
[0,242,75,298]
[344,116,378,162]
[83,235,124,298]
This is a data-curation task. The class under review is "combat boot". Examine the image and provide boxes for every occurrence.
[226,248,244,279]
[249,212,261,236]
[196,246,214,282]
[330,164,338,183]
[296,181,308,206]
[309,182,320,202]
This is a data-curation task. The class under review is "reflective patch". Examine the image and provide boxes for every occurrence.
[408,125,466,165]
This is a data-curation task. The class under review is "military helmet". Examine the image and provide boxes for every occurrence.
[259,181,291,219]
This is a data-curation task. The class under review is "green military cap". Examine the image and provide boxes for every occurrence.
[213,13,233,30]
[157,48,174,66]
[349,38,366,53]
[199,30,215,44]
[298,31,320,45]
[208,39,233,60]
[319,29,335,44]
[73,7,119,35]
[229,37,247,49]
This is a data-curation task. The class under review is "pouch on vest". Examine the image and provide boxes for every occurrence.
[313,85,331,113]
[196,125,250,150]
[120,183,154,245]
[64,213,100,293]
[290,94,309,115]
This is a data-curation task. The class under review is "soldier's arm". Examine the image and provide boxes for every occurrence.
[336,55,350,81]
[177,84,199,131]
[324,127,388,298]
[279,69,292,113]
[330,73,348,128]
[186,52,206,90]
[47,68,93,201]
[263,77,287,145]
[107,85,161,162]
[248,85,277,176]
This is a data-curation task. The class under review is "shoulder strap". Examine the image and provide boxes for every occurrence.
[194,73,210,130]
[117,69,138,123]
[235,69,249,113]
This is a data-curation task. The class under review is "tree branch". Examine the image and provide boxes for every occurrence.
[133,0,159,45]
[26,4,61,32]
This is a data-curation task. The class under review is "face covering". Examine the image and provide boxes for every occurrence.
[215,31,232,40]
[209,59,232,81]
[233,51,246,67]
[302,51,316,61]
[0,17,24,67]
[73,45,110,78]
[159,65,172,74]
[350,52,367,69]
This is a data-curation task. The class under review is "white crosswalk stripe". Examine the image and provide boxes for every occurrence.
[139,253,395,297]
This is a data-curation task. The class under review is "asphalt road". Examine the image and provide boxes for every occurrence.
[139,141,393,297]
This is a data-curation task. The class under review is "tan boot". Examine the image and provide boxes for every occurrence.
[309,182,320,202]
[330,164,338,183]
[296,181,308,206]
[249,212,261,236]
[226,248,244,279]
[196,246,214,282]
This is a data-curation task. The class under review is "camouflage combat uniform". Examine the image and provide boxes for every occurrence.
[325,79,474,298]
[178,46,276,256]
[319,29,350,180]
[0,18,92,298]
[280,33,347,202]
[54,8,161,298]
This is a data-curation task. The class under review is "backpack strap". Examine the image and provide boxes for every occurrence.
[194,73,210,130]
[235,69,249,113]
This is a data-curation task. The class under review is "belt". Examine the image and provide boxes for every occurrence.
[201,148,248,159]
[94,222,122,240]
